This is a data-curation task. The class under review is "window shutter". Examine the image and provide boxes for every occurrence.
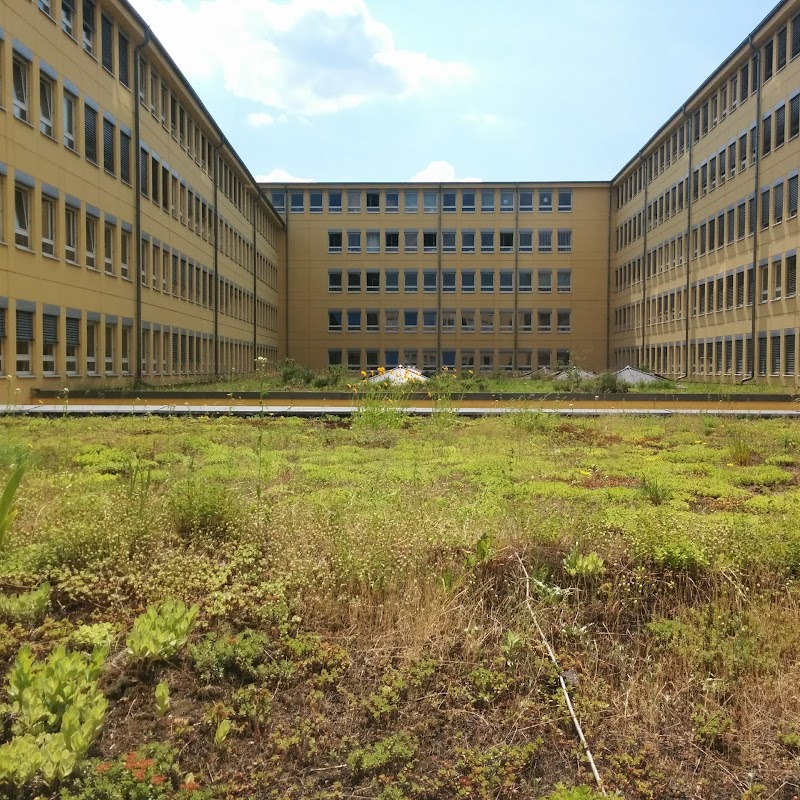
[0,308,5,340]
[118,33,129,86]
[792,12,800,60]
[16,310,34,342]
[84,105,97,162]
[43,314,58,344]
[66,318,80,346]
[103,118,114,172]
[120,131,130,183]
[789,175,798,216]
[101,15,113,71]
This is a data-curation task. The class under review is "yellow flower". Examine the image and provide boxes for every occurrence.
[361,370,367,377]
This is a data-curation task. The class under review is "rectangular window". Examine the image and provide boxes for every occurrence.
[442,270,456,292]
[519,190,533,211]
[791,96,800,139]
[557,230,572,252]
[557,310,571,333]
[423,310,437,331]
[385,231,399,252]
[86,321,98,374]
[423,270,437,293]
[84,104,98,164]
[328,231,342,252]
[480,230,494,252]
[462,191,475,212]
[104,324,115,373]
[120,131,131,183]
[461,230,475,252]
[461,270,475,293]
[404,270,417,293]
[518,270,532,292]
[481,191,494,212]
[518,230,533,252]
[102,118,115,173]
[789,174,798,217]
[41,197,55,256]
[539,190,553,212]
[403,310,418,332]
[366,230,380,253]
[82,0,96,55]
[62,0,75,35]
[538,230,552,253]
[763,114,772,156]
[404,230,418,252]
[537,311,552,333]
[557,190,572,211]
[103,223,114,274]
[327,310,342,332]
[366,270,380,293]
[776,104,786,148]
[404,191,418,213]
[423,231,437,252]
[63,92,77,150]
[385,191,399,212]
[460,310,475,333]
[442,231,456,252]
[120,230,130,279]
[423,191,437,213]
[13,57,30,123]
[85,215,97,268]
[775,182,784,223]
[538,270,552,293]
[309,191,323,212]
[347,231,361,252]
[500,190,514,212]
[14,186,31,248]
[557,269,571,293]
[101,14,114,72]
[499,270,513,293]
[118,32,129,87]
[442,191,456,212]
[65,206,77,262]
[290,192,304,212]
[499,231,514,252]
[16,310,34,375]
[39,75,54,137]
[480,270,494,293]
[385,270,399,293]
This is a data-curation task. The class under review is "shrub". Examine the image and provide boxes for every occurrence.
[190,629,268,683]
[126,600,199,663]
[0,645,108,787]
[0,583,51,626]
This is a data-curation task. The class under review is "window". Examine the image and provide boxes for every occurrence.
[364,231,379,253]
[793,11,800,60]
[499,270,513,293]
[65,316,79,374]
[14,186,31,248]
[328,231,342,253]
[443,191,456,212]
[385,310,399,332]
[85,215,97,268]
[423,270,437,293]
[289,192,304,213]
[538,270,552,293]
[65,206,77,262]
[558,190,572,211]
[104,324,115,373]
[423,310,437,331]
[791,96,799,139]
[519,190,533,211]
[101,118,115,174]
[556,350,571,368]
[442,231,456,252]
[442,270,456,292]
[761,189,770,230]
[41,197,55,256]
[366,270,380,292]
[519,230,533,252]
[423,191,437,213]
[537,311,552,333]
[16,310,34,375]
[557,310,571,333]
[538,230,552,253]
[789,174,798,217]
[404,230,418,252]
[557,230,572,253]
[63,92,77,150]
[461,310,475,332]
[385,231,399,252]
[84,104,98,164]
[776,104,786,149]
[775,182,784,223]
[364,191,379,212]
[404,191,418,213]
[385,191,399,212]
[518,270,532,292]
[499,231,514,252]
[423,231,437,252]
[385,270,399,292]
[309,192,323,212]
[347,191,361,212]
[404,270,418,293]
[103,223,114,274]
[461,230,475,252]
[39,76,54,137]
[557,270,571,293]
[480,191,494,212]
[62,0,75,35]
[763,114,772,156]
[347,231,361,253]
[461,271,475,293]
[328,310,342,332]
[121,230,130,279]
[462,191,475,212]
[539,190,553,212]
[119,32,130,87]
[101,13,114,72]
[82,0,96,55]
[13,57,29,122]
[404,310,418,331]
[500,191,514,212]
[480,310,493,332]
[480,270,494,293]
[121,326,130,374]
[764,39,774,82]
[480,230,494,252]
[120,131,131,183]
[271,192,285,212]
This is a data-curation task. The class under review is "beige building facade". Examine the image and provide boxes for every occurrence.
[1,0,798,396]
[0,0,285,401]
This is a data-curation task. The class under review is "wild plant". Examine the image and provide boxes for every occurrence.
[728,436,754,466]
[563,547,606,579]
[0,645,108,787]
[640,476,673,505]
[0,458,27,553]
[126,599,199,663]
[351,372,413,431]
[0,583,51,625]
[155,681,171,717]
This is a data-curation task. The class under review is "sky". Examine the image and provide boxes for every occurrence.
[128,0,781,184]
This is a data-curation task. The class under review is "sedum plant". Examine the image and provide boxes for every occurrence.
[0,644,108,788]
[0,583,51,626]
[126,599,199,663]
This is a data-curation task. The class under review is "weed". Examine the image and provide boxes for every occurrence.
[640,476,673,505]
[563,547,606,579]
[0,583,50,625]
[126,600,199,663]
[544,786,607,800]
[0,458,27,552]
[190,629,268,683]
[155,682,170,717]
[347,732,418,778]
[728,436,755,466]
[213,719,231,749]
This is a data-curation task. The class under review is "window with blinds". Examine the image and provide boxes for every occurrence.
[84,105,97,163]
[103,118,115,174]
[101,14,113,72]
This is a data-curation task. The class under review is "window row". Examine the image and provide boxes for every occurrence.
[328,347,572,373]
[327,228,573,254]
[616,9,800,210]
[272,188,573,215]
[327,269,572,294]
[326,308,572,335]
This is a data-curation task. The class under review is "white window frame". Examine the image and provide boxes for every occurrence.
[63,92,77,150]
[39,75,54,137]
[120,230,130,278]
[86,321,98,374]
[13,57,30,123]
[65,207,78,262]
[41,197,55,256]
[85,215,97,268]
[104,323,115,374]
[103,222,114,274]
[14,185,31,249]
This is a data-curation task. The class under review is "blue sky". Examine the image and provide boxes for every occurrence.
[129,0,780,183]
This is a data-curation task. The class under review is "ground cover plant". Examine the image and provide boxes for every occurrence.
[0,411,799,798]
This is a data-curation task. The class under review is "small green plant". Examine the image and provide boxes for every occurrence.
[501,630,525,666]
[155,681,171,717]
[691,707,733,751]
[468,666,510,706]
[0,583,51,625]
[71,622,119,651]
[190,629,268,683]
[126,599,199,663]
[0,644,108,787]
[640,476,673,505]
[169,478,239,543]
[465,531,493,570]
[728,436,754,466]
[213,719,231,749]
[544,785,607,800]
[0,458,27,553]
[563,547,606,578]
[347,732,418,778]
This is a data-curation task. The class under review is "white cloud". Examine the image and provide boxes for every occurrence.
[257,168,316,183]
[461,112,504,127]
[409,161,481,183]
[247,113,276,127]
[132,0,471,116]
